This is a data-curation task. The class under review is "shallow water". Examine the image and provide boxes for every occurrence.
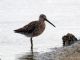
[17,52,39,60]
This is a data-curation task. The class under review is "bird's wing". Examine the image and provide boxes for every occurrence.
[23,21,38,34]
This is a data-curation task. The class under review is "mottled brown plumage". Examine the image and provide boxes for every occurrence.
[62,33,78,46]
[14,14,56,51]
[14,21,45,37]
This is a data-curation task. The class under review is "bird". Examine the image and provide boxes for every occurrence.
[14,14,56,52]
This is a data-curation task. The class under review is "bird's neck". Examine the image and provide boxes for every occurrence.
[39,18,45,22]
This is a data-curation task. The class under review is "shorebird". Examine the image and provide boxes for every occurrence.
[14,14,56,51]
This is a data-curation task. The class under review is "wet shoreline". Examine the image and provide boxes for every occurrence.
[17,40,80,60]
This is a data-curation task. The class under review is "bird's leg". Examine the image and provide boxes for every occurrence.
[30,37,34,60]
[30,37,33,53]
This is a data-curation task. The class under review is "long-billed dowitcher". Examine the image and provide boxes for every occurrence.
[14,14,56,51]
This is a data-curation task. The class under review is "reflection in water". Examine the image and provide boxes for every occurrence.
[18,52,39,60]
[18,41,38,60]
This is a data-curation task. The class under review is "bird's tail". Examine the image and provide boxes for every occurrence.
[14,28,25,33]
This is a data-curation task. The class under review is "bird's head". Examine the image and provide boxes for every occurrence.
[39,14,47,21]
[39,14,56,28]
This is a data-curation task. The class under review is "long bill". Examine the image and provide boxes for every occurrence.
[45,19,56,27]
